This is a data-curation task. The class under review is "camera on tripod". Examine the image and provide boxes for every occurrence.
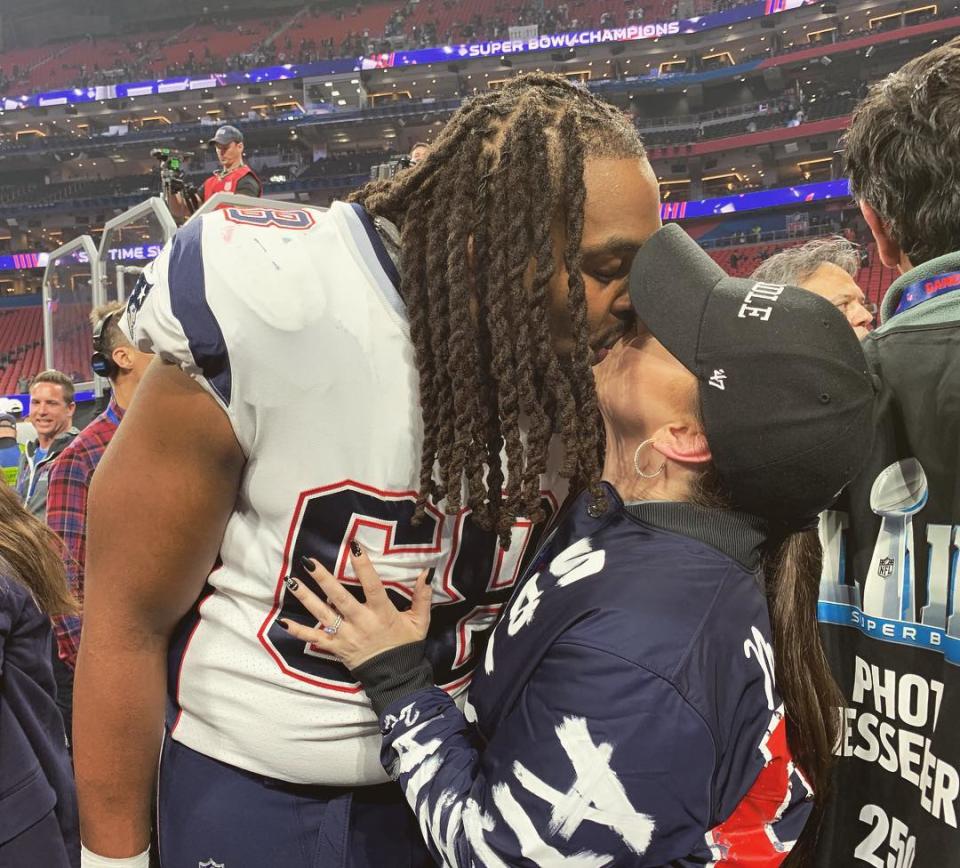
[152,148,200,211]
[369,155,413,181]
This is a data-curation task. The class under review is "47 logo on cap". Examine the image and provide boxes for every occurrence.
[738,282,785,322]
[709,369,727,391]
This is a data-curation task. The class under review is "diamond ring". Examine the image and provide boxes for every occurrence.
[323,614,343,635]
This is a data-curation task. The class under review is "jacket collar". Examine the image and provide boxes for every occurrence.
[881,249,960,324]
[28,427,79,459]
[623,498,768,571]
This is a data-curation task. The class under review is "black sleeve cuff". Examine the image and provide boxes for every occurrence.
[353,642,435,717]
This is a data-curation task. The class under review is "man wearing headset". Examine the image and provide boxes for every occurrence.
[45,302,152,740]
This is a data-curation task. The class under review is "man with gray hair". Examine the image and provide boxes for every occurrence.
[752,236,874,339]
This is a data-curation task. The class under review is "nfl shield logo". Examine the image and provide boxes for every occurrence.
[878,557,895,578]
[199,860,225,868]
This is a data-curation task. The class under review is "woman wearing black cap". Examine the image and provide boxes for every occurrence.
[282,224,877,866]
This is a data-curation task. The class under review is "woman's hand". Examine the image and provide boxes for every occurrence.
[279,542,432,671]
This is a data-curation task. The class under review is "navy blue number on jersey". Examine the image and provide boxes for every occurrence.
[258,481,555,693]
[222,206,315,230]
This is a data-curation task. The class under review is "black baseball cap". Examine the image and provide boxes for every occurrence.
[207,125,243,146]
[628,224,877,528]
[0,413,15,431]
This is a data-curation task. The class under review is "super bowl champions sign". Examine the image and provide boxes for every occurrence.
[457,21,681,58]
[816,458,960,867]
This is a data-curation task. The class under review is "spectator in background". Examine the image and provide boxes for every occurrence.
[45,302,152,741]
[0,412,21,485]
[200,125,262,200]
[16,370,78,519]
[752,236,874,339]
[0,481,79,867]
[1,397,37,447]
[815,36,960,865]
[408,141,430,164]
[170,125,261,220]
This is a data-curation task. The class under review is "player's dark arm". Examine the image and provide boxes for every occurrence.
[73,359,244,858]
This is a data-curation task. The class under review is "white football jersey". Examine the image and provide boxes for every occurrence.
[127,201,567,785]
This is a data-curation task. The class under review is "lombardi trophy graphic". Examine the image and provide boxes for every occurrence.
[862,458,928,622]
[818,509,859,606]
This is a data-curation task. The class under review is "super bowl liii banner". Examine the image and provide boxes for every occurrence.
[816,458,960,866]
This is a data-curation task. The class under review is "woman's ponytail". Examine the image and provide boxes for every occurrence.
[763,529,843,866]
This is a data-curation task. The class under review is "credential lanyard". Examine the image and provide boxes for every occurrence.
[894,270,960,316]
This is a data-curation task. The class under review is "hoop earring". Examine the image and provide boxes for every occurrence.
[634,438,666,479]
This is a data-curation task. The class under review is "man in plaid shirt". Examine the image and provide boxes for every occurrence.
[46,301,152,737]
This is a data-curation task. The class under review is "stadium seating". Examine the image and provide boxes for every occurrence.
[0,307,44,394]
[292,3,399,54]
[161,19,280,70]
[0,302,96,393]
[856,243,900,309]
[0,0,742,96]
[34,31,162,90]
[708,243,786,279]
[397,0,716,45]
[0,19,280,94]
[0,85,863,214]
[0,45,61,92]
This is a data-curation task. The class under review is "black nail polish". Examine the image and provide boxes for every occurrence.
[426,570,434,585]
[350,540,363,557]
[300,555,316,572]
[284,575,300,592]
[279,619,291,631]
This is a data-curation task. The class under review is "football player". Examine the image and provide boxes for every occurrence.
[74,74,662,867]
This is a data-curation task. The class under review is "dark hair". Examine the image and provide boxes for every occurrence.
[843,35,960,265]
[0,482,76,616]
[350,73,647,544]
[30,369,76,404]
[691,467,841,866]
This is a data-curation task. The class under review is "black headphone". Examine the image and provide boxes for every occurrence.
[91,310,118,379]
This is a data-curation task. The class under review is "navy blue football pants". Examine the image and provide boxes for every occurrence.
[157,732,436,868]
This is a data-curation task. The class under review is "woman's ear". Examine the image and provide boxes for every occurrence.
[652,422,712,467]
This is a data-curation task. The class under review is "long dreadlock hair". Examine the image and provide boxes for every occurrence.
[349,73,647,545]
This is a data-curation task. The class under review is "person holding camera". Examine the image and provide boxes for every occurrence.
[201,125,262,202]
[168,125,261,221]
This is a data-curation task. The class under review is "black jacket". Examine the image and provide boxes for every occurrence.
[816,250,960,865]
[0,576,79,866]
